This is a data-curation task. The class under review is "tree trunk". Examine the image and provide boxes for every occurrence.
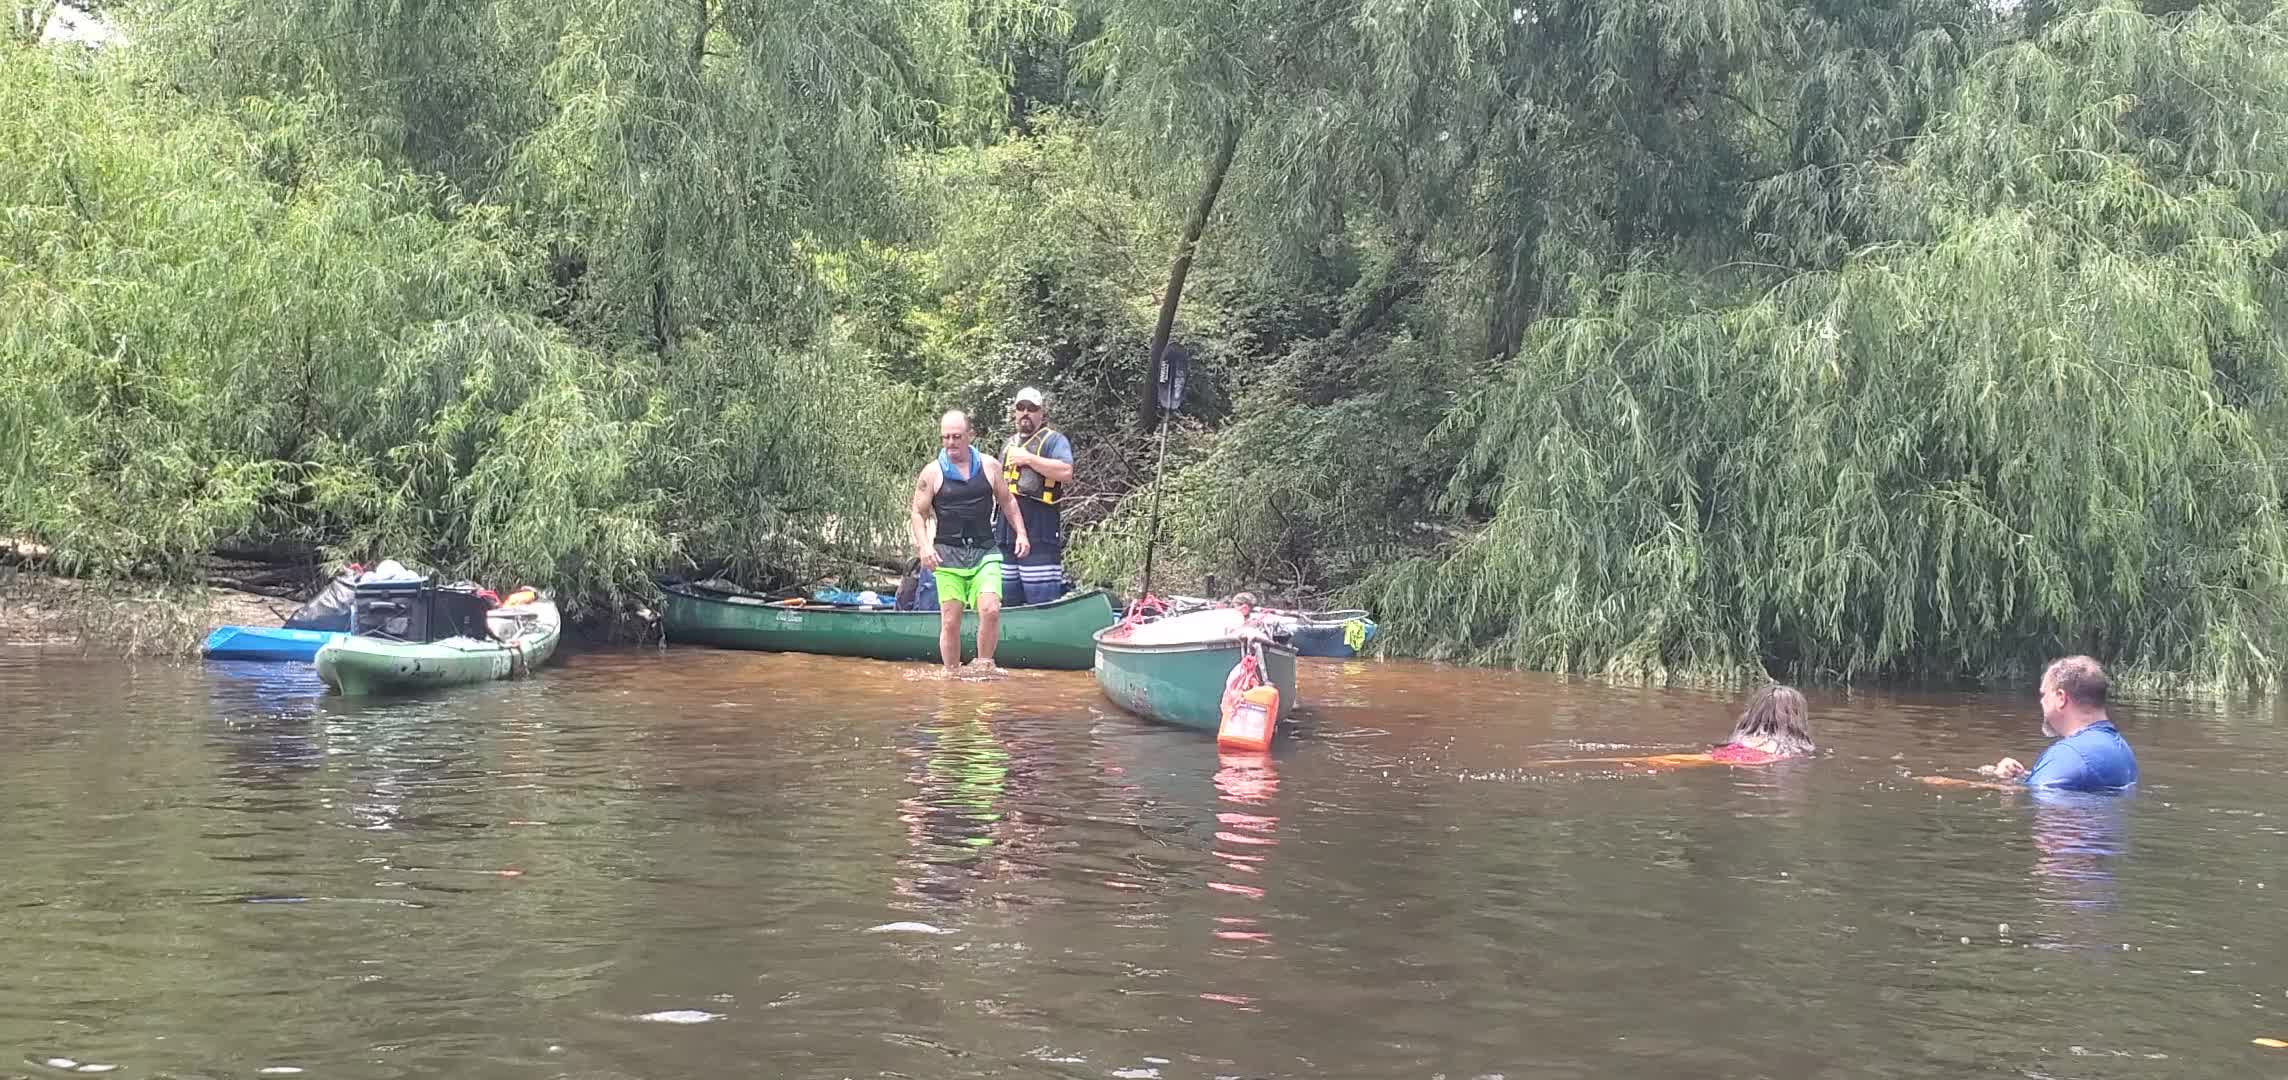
[1139,117,1242,432]
[1483,227,1541,364]
[647,220,673,352]
[690,0,710,70]
[1342,233,1423,342]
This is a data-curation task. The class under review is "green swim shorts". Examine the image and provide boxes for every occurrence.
[933,552,1004,608]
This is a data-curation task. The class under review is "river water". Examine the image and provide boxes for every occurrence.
[1,646,2284,1079]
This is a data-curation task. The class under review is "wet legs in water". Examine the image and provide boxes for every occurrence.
[938,599,965,674]
[973,590,1001,671]
[935,595,1004,677]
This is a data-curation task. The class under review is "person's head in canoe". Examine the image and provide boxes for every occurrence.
[1724,684,1814,758]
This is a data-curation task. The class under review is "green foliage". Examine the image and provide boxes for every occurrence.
[0,50,916,617]
[835,120,1162,397]
[0,53,516,575]
[13,0,2288,691]
[505,0,935,346]
[1374,2,2288,691]
[830,118,1212,528]
[1067,243,1471,598]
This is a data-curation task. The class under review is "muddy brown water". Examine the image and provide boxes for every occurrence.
[1,647,2284,1078]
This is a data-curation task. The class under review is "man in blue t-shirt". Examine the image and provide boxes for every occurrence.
[995,386,1075,606]
[1990,655,2138,791]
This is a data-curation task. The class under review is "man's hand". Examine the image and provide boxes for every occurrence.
[1985,757,2027,780]
[919,547,941,571]
[1013,534,1031,559]
[1004,446,1033,470]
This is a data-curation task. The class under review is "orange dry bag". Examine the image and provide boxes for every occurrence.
[1217,654,1279,751]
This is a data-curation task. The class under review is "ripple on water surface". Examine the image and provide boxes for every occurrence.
[0,648,2284,1078]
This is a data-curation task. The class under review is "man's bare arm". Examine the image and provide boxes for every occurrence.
[910,467,939,568]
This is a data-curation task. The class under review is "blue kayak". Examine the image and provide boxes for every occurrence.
[200,625,345,662]
[1283,612,1377,658]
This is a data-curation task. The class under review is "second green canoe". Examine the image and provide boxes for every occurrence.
[659,583,1116,670]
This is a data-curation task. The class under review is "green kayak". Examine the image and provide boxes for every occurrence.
[316,601,562,696]
[659,583,1115,670]
[1092,611,1301,733]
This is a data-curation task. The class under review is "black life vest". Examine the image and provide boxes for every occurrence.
[933,449,996,550]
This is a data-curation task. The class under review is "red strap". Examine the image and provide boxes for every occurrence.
[1117,594,1169,629]
[1225,654,1262,693]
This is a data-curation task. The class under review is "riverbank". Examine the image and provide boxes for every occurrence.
[0,570,295,657]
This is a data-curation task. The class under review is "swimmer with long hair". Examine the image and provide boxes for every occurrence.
[1535,684,1815,770]
[1709,684,1816,763]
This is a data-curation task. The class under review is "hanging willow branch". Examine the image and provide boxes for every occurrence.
[1369,4,2288,693]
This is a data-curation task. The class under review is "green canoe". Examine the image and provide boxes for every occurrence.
[316,601,562,696]
[659,583,1116,670]
[1092,612,1301,733]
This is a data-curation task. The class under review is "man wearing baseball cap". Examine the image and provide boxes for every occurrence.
[997,386,1075,605]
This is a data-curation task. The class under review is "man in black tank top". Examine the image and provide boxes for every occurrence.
[911,410,1031,674]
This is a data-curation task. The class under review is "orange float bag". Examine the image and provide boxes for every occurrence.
[1219,686,1280,752]
[1217,654,1279,751]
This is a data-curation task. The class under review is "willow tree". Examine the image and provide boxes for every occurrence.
[1325,0,1998,358]
[12,0,1048,606]
[153,0,976,343]
[1081,0,1473,429]
[0,49,700,603]
[484,0,977,587]
[1067,0,1997,597]
[0,53,526,577]
[1375,1,2288,691]
[1080,0,1244,430]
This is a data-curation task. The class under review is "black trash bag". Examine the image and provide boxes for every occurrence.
[283,570,358,631]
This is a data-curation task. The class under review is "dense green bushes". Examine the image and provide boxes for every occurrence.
[0,49,918,620]
[9,1,2288,689]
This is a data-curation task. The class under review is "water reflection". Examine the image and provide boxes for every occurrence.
[203,663,327,784]
[1083,722,1210,897]
[1204,750,1280,1010]
[896,702,1018,907]
[5,650,2287,1079]
[204,661,326,718]
[2028,787,2130,917]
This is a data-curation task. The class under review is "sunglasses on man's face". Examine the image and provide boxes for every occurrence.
[1014,403,1041,414]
